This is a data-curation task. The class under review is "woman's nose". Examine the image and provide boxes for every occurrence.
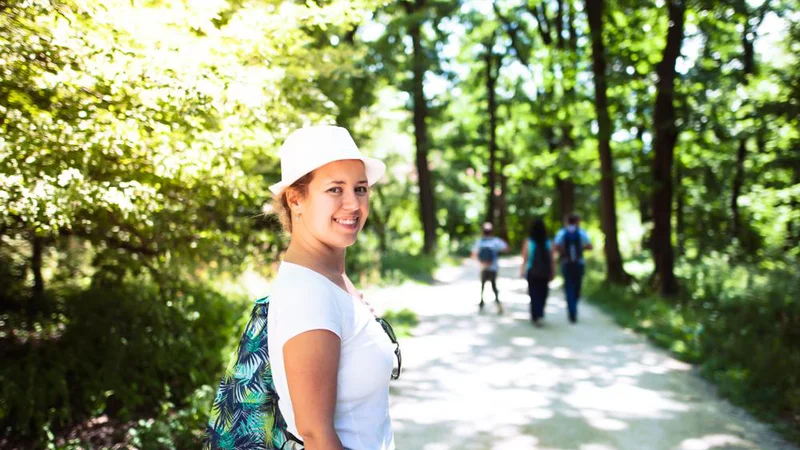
[342,190,361,210]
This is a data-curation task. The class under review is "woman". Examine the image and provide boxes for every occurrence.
[267,125,396,449]
[520,218,556,327]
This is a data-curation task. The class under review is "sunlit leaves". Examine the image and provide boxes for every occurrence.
[0,0,378,279]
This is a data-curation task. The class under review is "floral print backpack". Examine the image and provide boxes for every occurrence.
[203,297,302,450]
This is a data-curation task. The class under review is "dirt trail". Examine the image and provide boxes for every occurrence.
[363,256,797,450]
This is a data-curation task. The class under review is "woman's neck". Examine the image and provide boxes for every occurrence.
[283,235,346,277]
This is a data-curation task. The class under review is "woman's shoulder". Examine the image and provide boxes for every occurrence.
[268,263,346,339]
[271,262,336,302]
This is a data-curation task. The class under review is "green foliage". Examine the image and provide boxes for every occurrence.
[1,0,799,446]
[1,0,387,445]
[380,308,419,338]
[587,255,800,440]
[0,278,243,445]
[0,0,387,290]
[378,252,440,285]
[125,385,217,450]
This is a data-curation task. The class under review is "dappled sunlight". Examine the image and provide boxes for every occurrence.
[378,257,789,449]
[564,381,689,417]
[511,336,536,346]
[579,410,629,431]
[678,434,758,450]
[2,0,796,443]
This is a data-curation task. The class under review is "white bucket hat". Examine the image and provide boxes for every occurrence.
[269,125,386,195]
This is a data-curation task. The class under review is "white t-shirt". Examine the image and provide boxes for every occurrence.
[267,262,396,450]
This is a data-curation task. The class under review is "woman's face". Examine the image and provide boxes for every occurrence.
[292,159,370,249]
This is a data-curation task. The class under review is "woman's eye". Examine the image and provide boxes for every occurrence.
[356,186,368,194]
[328,187,343,194]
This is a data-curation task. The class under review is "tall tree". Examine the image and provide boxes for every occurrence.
[484,34,500,230]
[494,1,581,222]
[556,0,579,221]
[651,0,686,296]
[405,0,437,254]
[730,0,767,239]
[585,0,630,284]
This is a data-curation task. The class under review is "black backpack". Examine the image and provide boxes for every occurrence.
[528,239,551,279]
[561,229,583,265]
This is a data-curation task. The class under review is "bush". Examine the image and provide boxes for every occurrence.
[125,384,217,450]
[381,308,420,338]
[0,279,244,447]
[378,252,439,285]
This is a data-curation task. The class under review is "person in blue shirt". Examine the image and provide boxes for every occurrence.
[553,213,593,323]
[471,222,509,314]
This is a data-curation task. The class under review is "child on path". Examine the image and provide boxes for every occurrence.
[471,222,509,314]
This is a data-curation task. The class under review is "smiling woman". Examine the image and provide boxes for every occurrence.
[206,126,398,450]
[284,160,372,248]
[268,127,397,450]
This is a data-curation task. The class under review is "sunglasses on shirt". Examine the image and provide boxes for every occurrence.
[375,317,402,380]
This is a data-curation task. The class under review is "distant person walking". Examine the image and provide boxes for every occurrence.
[554,213,593,323]
[471,222,508,314]
[520,218,555,327]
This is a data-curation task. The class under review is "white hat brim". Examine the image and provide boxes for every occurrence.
[269,156,386,195]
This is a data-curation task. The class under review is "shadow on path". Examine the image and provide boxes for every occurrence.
[367,257,795,450]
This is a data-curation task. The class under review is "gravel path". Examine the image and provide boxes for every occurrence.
[363,256,797,450]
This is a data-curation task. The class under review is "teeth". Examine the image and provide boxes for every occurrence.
[335,218,357,225]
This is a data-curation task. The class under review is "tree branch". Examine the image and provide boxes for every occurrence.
[556,0,565,48]
[493,3,533,67]
[526,1,553,46]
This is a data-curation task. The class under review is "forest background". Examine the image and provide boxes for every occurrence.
[1,0,798,448]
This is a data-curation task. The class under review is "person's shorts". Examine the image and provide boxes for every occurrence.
[480,269,497,284]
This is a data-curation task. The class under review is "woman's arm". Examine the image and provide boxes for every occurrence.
[549,243,557,281]
[520,239,528,278]
[283,330,344,450]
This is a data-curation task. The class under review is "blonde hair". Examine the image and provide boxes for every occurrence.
[270,172,314,233]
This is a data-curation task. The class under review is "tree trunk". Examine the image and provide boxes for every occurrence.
[29,234,45,322]
[559,2,577,222]
[408,0,436,254]
[371,185,389,253]
[651,0,685,296]
[635,121,653,226]
[495,1,577,225]
[567,0,577,52]
[498,165,510,243]
[32,235,44,297]
[556,177,575,220]
[675,159,685,256]
[788,167,800,250]
[557,123,576,221]
[545,126,575,221]
[585,0,630,284]
[556,0,565,49]
[731,3,757,240]
[731,139,747,237]
[485,38,499,227]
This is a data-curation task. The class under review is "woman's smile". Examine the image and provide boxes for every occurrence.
[333,216,360,231]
